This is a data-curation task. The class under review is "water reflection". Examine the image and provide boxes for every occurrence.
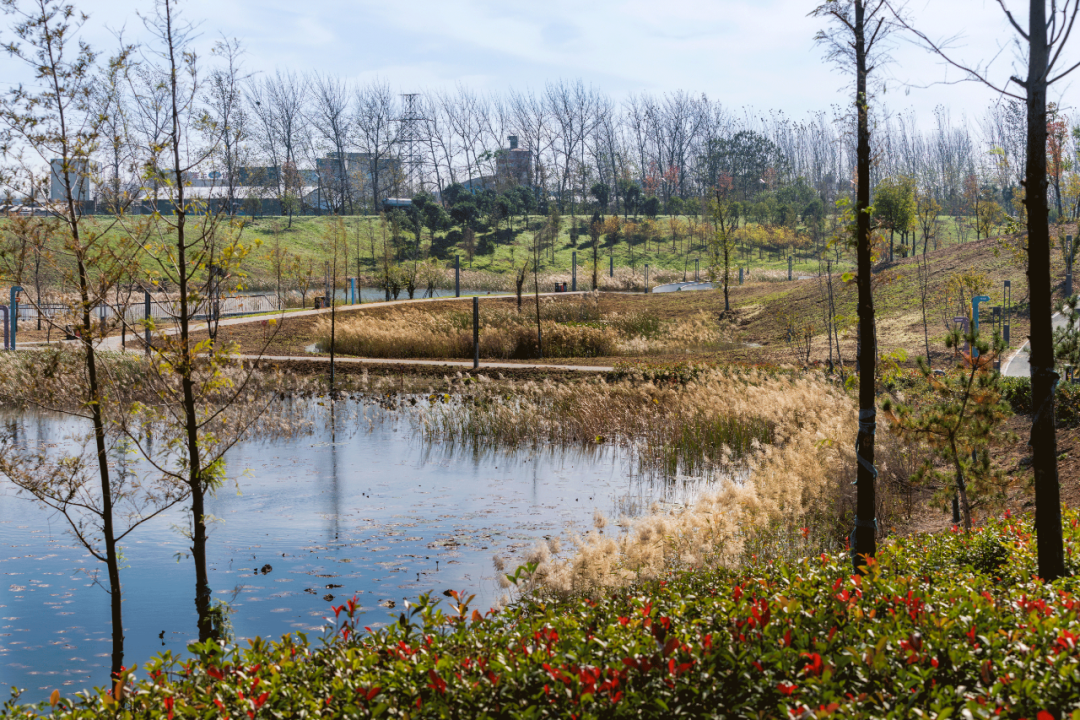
[0,399,719,700]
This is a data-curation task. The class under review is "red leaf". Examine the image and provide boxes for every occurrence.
[778,682,797,696]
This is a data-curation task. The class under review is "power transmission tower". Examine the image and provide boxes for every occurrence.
[398,94,426,195]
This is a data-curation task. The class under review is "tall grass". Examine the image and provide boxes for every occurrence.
[317,293,731,360]
[407,367,920,598]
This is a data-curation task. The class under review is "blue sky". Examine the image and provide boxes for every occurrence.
[8,0,1077,124]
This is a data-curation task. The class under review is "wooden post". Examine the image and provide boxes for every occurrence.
[473,296,479,370]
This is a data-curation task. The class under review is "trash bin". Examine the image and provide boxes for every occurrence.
[314,297,324,310]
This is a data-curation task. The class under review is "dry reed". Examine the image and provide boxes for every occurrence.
[409,367,912,598]
[317,293,734,360]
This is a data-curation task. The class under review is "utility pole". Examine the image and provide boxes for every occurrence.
[397,94,427,195]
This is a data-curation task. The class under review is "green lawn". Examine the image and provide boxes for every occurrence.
[0,211,1020,291]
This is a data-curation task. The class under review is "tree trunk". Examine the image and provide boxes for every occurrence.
[1026,0,1065,581]
[853,0,878,570]
[723,242,731,313]
[80,256,124,677]
[162,0,215,641]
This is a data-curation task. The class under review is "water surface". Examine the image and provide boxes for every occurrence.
[1,401,705,699]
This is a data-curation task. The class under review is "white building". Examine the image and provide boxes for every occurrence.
[49,159,90,202]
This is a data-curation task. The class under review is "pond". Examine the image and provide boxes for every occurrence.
[0,400,710,700]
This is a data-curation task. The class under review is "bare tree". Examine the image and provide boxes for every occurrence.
[308,72,353,213]
[205,36,250,217]
[93,49,137,215]
[354,80,398,211]
[247,70,307,226]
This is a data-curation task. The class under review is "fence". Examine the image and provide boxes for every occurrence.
[14,295,282,324]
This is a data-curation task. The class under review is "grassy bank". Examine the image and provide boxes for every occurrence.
[3,212,1014,294]
[289,232,1059,370]
[9,511,1080,719]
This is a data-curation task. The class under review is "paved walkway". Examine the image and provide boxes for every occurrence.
[1003,313,1069,377]
[92,290,612,373]
[248,355,613,373]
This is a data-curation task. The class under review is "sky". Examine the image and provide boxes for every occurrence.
[4,0,1078,127]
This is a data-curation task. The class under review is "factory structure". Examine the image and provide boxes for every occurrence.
[460,136,533,193]
[8,138,532,216]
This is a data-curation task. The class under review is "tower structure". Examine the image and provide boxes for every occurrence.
[397,94,426,194]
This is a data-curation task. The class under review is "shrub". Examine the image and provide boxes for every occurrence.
[15,512,1080,719]
[1000,376,1080,427]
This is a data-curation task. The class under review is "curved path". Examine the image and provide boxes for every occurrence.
[96,290,615,373]
[1003,312,1069,378]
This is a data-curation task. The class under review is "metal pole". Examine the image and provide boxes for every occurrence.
[144,289,151,353]
[788,256,793,281]
[1004,280,1011,346]
[610,255,614,278]
[473,296,479,370]
[993,306,1002,371]
[10,286,21,349]
[455,256,460,298]
[572,251,577,292]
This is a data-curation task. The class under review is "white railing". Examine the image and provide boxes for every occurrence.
[14,295,282,323]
